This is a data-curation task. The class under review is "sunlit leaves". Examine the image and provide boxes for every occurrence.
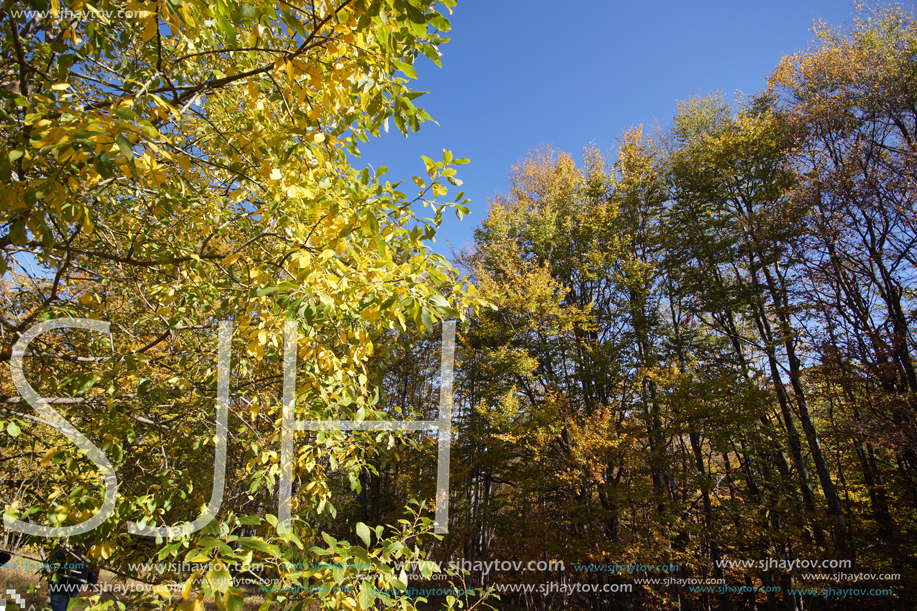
[1,1,476,609]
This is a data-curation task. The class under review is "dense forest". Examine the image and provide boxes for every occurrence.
[1,2,915,611]
[353,7,917,611]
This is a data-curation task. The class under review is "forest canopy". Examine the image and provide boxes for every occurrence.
[0,0,479,610]
[2,2,917,611]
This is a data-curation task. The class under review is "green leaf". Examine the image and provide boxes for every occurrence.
[430,294,450,309]
[420,44,442,66]
[237,537,282,558]
[403,2,426,24]
[429,15,451,32]
[358,582,374,609]
[366,211,379,233]
[8,222,26,246]
[285,13,307,39]
[198,536,231,552]
[114,107,137,121]
[226,593,243,611]
[7,421,20,437]
[93,153,113,178]
[115,134,134,161]
[157,541,182,560]
[393,59,417,80]
[420,309,433,333]
[214,13,238,48]
[375,23,393,51]
[356,522,371,546]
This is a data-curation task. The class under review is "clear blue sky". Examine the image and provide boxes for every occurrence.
[354,0,868,259]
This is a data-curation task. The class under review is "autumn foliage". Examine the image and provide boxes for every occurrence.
[3,3,917,611]
[360,7,917,611]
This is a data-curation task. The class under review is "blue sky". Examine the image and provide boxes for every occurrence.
[354,1,866,259]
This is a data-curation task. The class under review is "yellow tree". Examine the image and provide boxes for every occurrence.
[0,0,481,609]
[771,4,917,581]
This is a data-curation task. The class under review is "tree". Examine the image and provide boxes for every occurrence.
[0,0,482,609]
[451,84,917,610]
[434,8,917,610]
[771,4,917,581]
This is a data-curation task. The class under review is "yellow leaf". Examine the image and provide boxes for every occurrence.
[313,132,326,143]
[40,447,61,467]
[91,540,113,560]
[153,585,171,599]
[412,176,425,187]
[206,565,232,593]
[296,86,310,106]
[181,574,197,599]
[176,597,203,611]
[142,16,158,42]
[221,253,241,267]
[308,65,323,85]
